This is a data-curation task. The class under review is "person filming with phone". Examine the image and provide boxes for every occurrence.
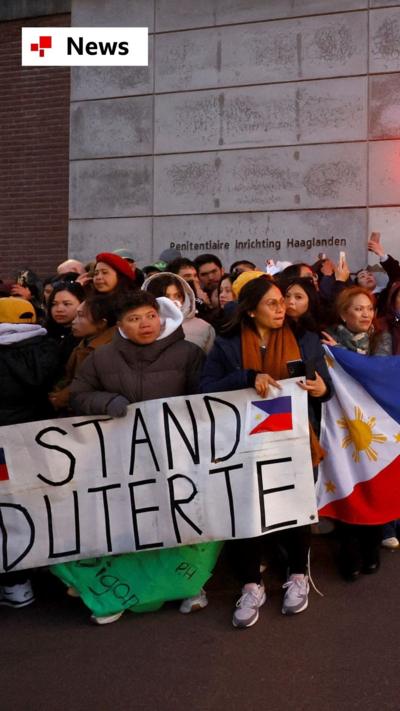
[201,275,332,628]
[363,232,400,314]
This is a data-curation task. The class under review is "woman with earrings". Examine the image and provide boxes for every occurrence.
[322,286,392,579]
[201,275,332,628]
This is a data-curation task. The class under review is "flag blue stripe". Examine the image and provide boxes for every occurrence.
[252,396,292,416]
[330,347,400,424]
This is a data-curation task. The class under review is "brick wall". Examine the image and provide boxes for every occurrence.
[0,13,70,281]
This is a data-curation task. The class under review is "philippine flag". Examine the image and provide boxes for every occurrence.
[317,347,400,524]
[0,447,9,482]
[248,396,293,435]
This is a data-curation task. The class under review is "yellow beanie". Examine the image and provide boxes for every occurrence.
[0,298,36,324]
[232,271,266,298]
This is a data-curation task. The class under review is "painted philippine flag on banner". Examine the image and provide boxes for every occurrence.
[248,396,293,435]
[317,347,400,524]
[0,447,9,482]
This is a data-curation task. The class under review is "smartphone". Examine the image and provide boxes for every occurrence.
[339,251,346,269]
[287,359,306,378]
[305,358,316,381]
[370,232,381,244]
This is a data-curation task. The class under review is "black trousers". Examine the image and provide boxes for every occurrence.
[228,524,311,585]
[337,522,383,560]
[0,571,29,586]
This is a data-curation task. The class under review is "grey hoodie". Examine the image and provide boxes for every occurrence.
[142,272,215,353]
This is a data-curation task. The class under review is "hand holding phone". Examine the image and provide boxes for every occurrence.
[287,359,305,378]
[368,234,384,257]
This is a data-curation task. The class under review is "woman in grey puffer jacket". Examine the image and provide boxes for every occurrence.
[67,292,214,623]
[70,291,204,416]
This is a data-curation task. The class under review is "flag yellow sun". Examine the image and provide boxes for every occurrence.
[337,406,387,463]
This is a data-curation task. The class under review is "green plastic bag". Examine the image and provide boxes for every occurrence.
[52,542,223,616]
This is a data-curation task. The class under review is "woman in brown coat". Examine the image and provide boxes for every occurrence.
[48,294,117,412]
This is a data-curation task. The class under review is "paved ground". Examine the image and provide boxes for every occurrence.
[2,534,400,711]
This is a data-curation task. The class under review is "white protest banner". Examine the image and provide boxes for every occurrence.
[0,383,317,573]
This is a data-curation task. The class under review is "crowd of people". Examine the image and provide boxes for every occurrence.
[1,234,399,627]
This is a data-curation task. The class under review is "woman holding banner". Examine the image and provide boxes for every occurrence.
[201,275,332,629]
[54,291,221,624]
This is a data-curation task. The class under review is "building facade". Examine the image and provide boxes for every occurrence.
[2,1,400,276]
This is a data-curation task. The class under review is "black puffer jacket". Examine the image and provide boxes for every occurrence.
[0,333,60,425]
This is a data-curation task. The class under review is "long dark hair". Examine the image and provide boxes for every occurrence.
[224,275,278,335]
[282,277,323,335]
[84,293,118,328]
[46,281,85,333]
[145,274,185,302]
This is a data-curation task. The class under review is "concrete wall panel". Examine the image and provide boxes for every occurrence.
[155,13,367,92]
[71,66,153,101]
[370,74,400,139]
[154,144,366,215]
[155,77,367,154]
[156,0,367,32]
[71,0,154,30]
[369,140,400,205]
[70,95,153,159]
[69,217,152,263]
[153,209,367,271]
[370,1,400,7]
[70,157,153,218]
[71,35,153,100]
[370,8,400,73]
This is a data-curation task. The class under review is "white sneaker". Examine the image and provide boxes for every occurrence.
[381,536,400,549]
[282,574,309,615]
[90,611,124,625]
[179,589,208,614]
[232,583,266,628]
[0,581,35,608]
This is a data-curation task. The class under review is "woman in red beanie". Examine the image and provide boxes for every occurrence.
[92,252,138,297]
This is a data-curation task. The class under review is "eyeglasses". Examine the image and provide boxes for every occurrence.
[264,298,286,311]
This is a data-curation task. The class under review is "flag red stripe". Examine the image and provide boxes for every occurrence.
[318,454,400,524]
[0,463,9,482]
[250,412,293,434]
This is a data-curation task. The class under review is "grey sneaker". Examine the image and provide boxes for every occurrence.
[282,574,309,615]
[232,583,266,628]
[90,611,124,625]
[179,589,208,614]
[0,581,35,608]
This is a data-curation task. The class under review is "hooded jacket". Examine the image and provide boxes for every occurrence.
[70,297,204,415]
[0,324,59,425]
[142,272,215,353]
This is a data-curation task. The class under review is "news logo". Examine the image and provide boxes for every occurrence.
[22,27,148,66]
[30,35,52,57]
